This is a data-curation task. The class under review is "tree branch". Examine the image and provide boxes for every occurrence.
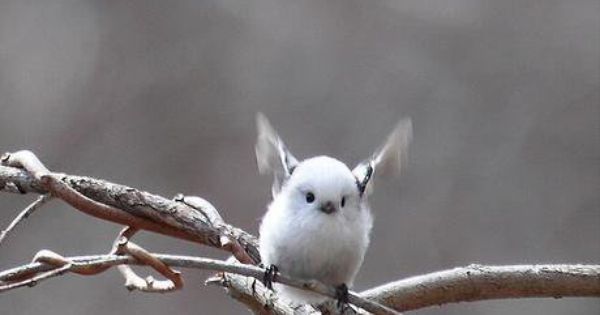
[0,250,398,314]
[206,257,310,315]
[1,151,395,313]
[0,194,51,246]
[2,150,599,314]
[2,252,598,313]
[0,152,259,264]
[360,264,600,312]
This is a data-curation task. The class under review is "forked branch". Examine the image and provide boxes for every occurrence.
[1,150,599,314]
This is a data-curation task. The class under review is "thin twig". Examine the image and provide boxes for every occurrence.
[117,241,184,292]
[0,194,51,246]
[113,227,184,292]
[0,263,72,292]
[0,253,399,314]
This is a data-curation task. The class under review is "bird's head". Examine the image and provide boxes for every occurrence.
[255,113,412,218]
[280,156,360,217]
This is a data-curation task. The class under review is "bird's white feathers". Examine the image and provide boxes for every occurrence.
[352,118,412,195]
[255,113,412,304]
[255,113,299,197]
[259,156,372,302]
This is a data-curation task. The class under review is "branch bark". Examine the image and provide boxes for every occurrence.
[0,250,397,314]
[360,264,600,312]
[0,157,259,264]
[1,253,598,313]
[1,151,599,314]
[0,151,392,314]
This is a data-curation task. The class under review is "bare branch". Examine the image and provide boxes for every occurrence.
[206,258,305,315]
[208,258,367,315]
[0,252,397,314]
[112,227,184,293]
[2,151,599,314]
[1,150,50,180]
[3,251,598,314]
[360,264,600,312]
[0,152,259,264]
[0,263,72,292]
[0,194,51,246]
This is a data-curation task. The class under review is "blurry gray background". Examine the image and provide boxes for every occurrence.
[0,1,598,314]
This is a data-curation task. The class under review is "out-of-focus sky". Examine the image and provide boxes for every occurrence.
[0,1,598,314]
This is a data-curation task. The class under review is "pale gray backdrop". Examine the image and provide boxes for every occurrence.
[0,1,598,314]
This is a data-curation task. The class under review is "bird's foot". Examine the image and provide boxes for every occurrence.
[262,264,278,290]
[335,283,350,311]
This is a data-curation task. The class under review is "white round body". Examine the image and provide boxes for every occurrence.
[259,156,373,303]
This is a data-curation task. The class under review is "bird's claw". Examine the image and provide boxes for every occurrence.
[335,283,350,310]
[262,264,278,290]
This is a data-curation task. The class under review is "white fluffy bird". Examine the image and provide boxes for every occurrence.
[255,113,412,304]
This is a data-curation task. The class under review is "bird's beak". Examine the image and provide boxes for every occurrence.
[320,201,337,214]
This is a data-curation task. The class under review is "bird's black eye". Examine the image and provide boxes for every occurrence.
[340,196,346,208]
[305,192,315,203]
